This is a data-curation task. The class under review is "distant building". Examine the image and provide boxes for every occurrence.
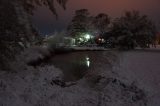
[63,37,76,46]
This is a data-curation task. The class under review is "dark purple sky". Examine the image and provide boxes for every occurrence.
[32,0,160,34]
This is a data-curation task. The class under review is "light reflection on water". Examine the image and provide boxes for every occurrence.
[86,56,90,67]
[49,51,112,82]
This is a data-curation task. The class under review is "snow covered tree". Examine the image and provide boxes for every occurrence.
[110,10,157,49]
[92,13,110,35]
[0,0,68,70]
[67,9,90,38]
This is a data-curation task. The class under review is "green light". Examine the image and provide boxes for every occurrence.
[79,38,83,41]
[85,34,90,40]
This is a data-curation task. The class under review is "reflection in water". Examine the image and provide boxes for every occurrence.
[49,51,113,82]
[86,57,90,67]
[49,54,92,81]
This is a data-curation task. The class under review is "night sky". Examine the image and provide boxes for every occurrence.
[32,0,160,35]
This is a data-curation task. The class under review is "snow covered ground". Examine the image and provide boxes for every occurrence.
[116,50,160,106]
[0,47,160,106]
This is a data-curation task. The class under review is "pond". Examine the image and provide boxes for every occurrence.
[48,51,116,82]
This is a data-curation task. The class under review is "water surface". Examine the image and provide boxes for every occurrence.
[50,51,115,81]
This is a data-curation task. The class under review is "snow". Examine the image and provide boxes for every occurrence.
[117,50,160,106]
[21,46,51,63]
[1,48,160,106]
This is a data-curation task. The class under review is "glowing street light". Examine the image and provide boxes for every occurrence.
[79,37,83,41]
[85,34,91,40]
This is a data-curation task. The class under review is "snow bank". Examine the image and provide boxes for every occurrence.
[0,65,63,106]
[22,46,51,63]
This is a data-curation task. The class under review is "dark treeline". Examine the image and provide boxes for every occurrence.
[67,9,157,49]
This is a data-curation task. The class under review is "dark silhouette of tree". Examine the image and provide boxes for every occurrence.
[92,13,110,35]
[18,0,68,17]
[0,0,68,70]
[67,9,90,38]
[110,10,157,49]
